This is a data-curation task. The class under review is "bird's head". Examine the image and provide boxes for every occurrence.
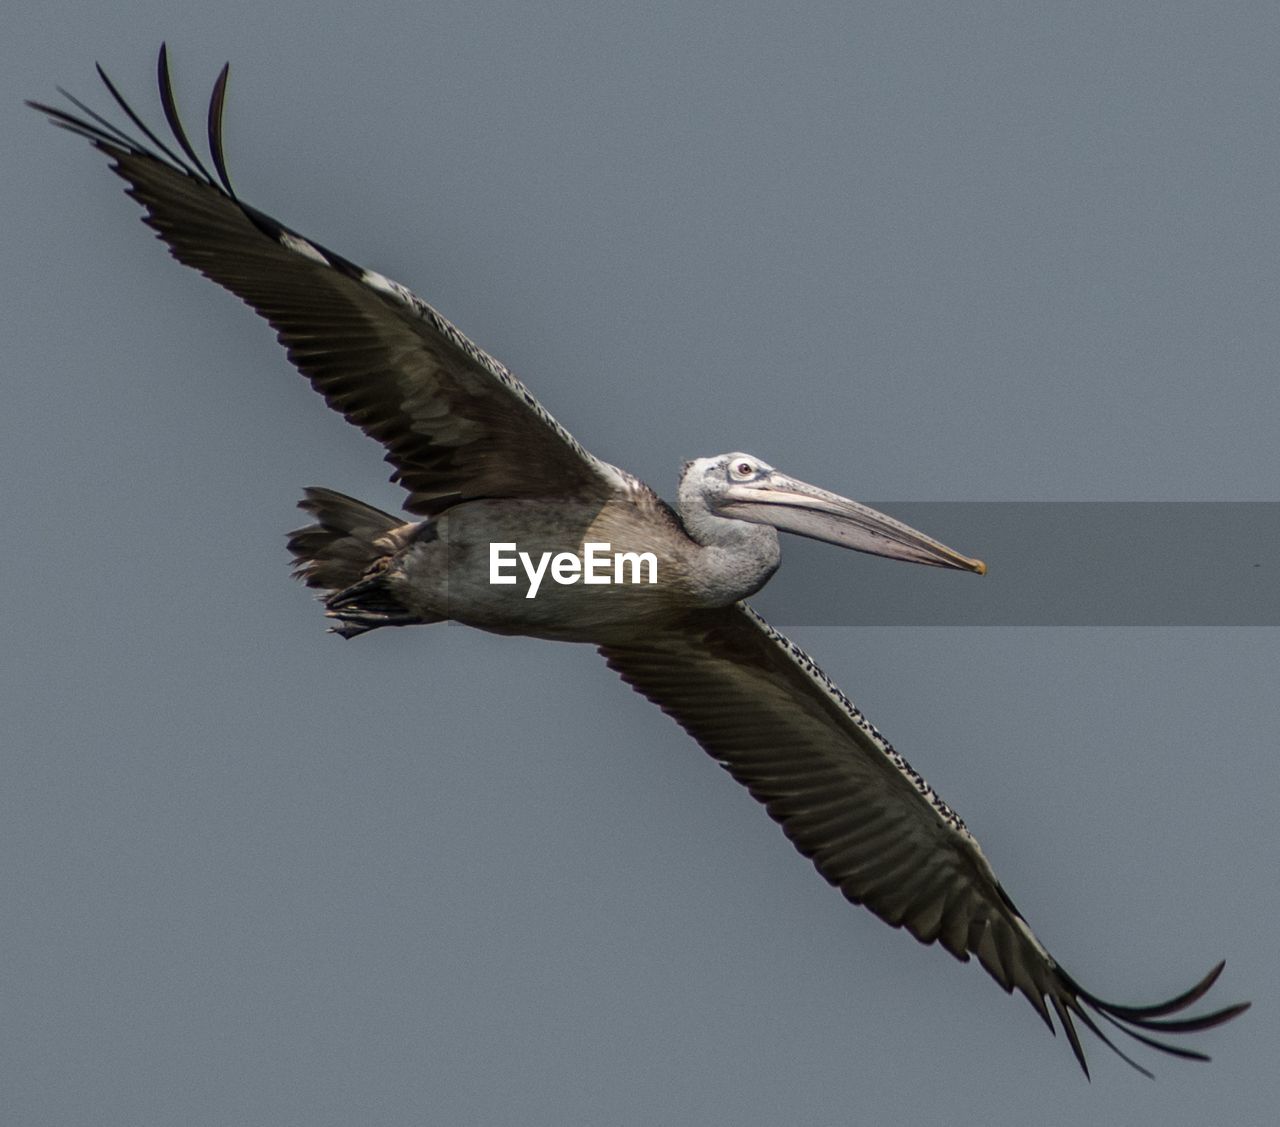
[678,452,986,573]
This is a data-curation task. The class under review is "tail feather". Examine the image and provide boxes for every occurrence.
[287,487,437,637]
[287,487,403,592]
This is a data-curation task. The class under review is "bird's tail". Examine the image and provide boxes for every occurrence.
[287,487,427,638]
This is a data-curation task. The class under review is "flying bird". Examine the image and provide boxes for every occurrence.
[31,46,1248,1078]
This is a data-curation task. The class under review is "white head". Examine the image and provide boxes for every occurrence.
[678,452,986,572]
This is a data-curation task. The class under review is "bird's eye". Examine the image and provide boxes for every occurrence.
[735,461,753,477]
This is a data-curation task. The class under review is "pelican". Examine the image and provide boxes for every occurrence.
[31,47,1248,1078]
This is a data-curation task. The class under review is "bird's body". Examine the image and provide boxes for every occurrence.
[31,46,1248,1078]
[302,483,781,642]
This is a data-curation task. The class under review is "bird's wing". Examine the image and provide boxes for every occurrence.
[598,604,1248,1077]
[30,46,624,516]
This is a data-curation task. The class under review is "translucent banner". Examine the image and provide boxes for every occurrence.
[750,503,1279,625]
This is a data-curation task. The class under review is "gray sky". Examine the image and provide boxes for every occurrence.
[4,3,1277,1124]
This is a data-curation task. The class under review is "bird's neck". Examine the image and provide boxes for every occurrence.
[678,506,782,603]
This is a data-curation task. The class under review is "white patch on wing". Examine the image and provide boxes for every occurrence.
[593,461,631,492]
[277,230,329,265]
[360,268,415,306]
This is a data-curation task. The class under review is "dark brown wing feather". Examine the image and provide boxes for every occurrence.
[31,45,622,516]
[599,604,1248,1077]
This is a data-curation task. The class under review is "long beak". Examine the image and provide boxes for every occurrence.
[721,473,986,573]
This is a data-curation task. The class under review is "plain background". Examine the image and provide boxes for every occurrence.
[4,3,1277,1124]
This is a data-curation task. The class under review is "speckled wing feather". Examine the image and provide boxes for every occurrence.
[599,603,1248,1077]
[30,46,624,516]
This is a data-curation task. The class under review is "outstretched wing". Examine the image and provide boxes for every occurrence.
[599,604,1248,1077]
[30,45,624,516]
